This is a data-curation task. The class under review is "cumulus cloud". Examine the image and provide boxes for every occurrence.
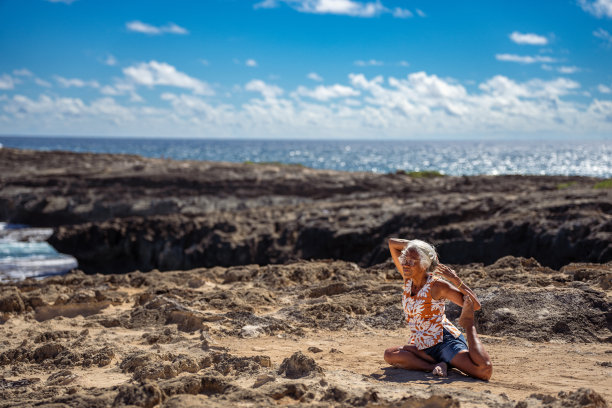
[126,21,189,35]
[245,79,284,99]
[398,61,410,67]
[3,94,132,121]
[307,72,323,81]
[496,54,556,64]
[415,9,426,17]
[161,93,235,123]
[509,31,548,45]
[104,55,117,66]
[392,8,412,18]
[54,76,100,88]
[13,69,33,77]
[293,84,360,100]
[557,66,580,74]
[35,78,52,88]
[271,0,386,17]
[598,84,612,93]
[579,0,612,18]
[0,74,15,90]
[355,59,383,66]
[2,71,611,138]
[246,59,258,67]
[254,0,414,18]
[593,28,612,46]
[123,61,214,95]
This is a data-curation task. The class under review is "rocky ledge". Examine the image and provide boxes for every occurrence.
[1,147,611,274]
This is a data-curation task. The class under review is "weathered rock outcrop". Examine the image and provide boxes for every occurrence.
[1,148,611,274]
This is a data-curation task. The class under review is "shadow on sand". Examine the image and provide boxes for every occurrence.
[370,366,483,385]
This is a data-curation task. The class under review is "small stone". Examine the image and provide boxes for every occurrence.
[240,325,264,338]
[307,346,323,353]
[278,352,323,379]
[253,374,276,388]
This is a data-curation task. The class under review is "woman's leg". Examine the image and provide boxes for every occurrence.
[383,345,447,376]
[450,296,493,380]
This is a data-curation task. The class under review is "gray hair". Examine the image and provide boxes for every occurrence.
[398,239,439,272]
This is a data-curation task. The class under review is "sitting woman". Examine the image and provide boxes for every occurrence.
[383,238,493,380]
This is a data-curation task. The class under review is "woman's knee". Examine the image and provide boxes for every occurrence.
[383,347,400,364]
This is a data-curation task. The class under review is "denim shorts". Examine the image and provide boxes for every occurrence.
[423,328,468,364]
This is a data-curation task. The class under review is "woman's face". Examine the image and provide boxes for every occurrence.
[401,248,425,277]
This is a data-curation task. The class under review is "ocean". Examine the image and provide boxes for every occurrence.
[0,135,611,280]
[1,136,611,177]
[0,223,77,281]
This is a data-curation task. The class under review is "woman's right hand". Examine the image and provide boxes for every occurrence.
[434,264,461,285]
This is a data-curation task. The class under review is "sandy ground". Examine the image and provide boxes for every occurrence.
[1,259,610,407]
[223,330,612,403]
[2,314,610,406]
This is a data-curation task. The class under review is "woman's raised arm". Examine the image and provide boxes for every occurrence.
[433,264,482,310]
[388,238,409,278]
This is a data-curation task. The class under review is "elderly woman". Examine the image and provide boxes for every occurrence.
[383,238,492,380]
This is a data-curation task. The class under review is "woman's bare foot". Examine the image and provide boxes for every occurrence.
[459,295,474,328]
[432,362,447,377]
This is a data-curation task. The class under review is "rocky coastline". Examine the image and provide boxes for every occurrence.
[0,147,611,407]
[1,148,611,274]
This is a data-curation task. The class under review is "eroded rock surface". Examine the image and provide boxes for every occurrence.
[0,258,610,407]
[1,148,611,273]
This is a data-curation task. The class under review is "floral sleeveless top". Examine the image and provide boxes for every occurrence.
[402,274,462,350]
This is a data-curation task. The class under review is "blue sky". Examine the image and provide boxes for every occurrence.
[0,0,611,139]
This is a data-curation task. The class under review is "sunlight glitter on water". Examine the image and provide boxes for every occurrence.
[1,137,611,177]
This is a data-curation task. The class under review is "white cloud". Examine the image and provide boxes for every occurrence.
[293,84,360,100]
[13,69,33,77]
[598,84,612,93]
[557,66,580,74]
[161,93,235,123]
[479,76,579,99]
[35,78,52,88]
[126,21,189,35]
[99,81,139,101]
[593,28,612,46]
[254,0,279,8]
[392,8,412,18]
[579,0,612,18]
[54,76,100,88]
[496,54,556,64]
[398,61,410,67]
[509,31,548,45]
[200,59,210,66]
[415,9,426,17]
[123,61,214,95]
[246,59,258,67]
[163,23,189,35]
[45,0,78,4]
[104,55,117,66]
[291,0,387,17]
[245,79,284,99]
[307,72,323,81]
[254,0,415,18]
[355,59,384,66]
[0,74,15,90]
[2,71,611,139]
